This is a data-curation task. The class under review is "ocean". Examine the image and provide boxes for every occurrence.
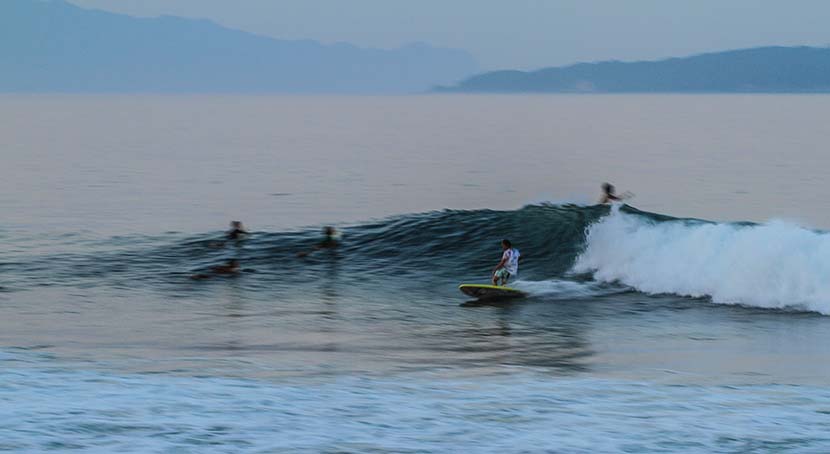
[3,94,830,452]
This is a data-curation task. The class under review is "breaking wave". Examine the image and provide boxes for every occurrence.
[575,205,830,313]
[4,202,830,313]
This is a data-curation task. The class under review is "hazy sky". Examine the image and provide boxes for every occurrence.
[68,0,830,70]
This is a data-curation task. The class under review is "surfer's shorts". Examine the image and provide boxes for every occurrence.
[494,269,512,280]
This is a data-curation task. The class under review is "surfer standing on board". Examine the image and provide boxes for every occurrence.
[492,239,520,286]
[599,182,633,204]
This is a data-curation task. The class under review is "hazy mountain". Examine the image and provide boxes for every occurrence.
[436,47,830,93]
[0,0,478,93]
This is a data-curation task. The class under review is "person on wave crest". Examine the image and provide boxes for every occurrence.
[492,239,520,286]
[599,182,634,204]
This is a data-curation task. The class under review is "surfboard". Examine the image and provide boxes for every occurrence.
[458,284,527,300]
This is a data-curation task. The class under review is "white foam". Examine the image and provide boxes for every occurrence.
[512,279,621,299]
[573,207,830,313]
[3,356,829,453]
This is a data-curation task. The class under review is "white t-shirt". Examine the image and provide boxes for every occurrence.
[502,248,520,275]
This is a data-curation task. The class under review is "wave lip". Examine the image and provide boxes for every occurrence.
[574,207,830,314]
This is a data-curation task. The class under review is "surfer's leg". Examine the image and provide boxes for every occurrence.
[494,269,507,286]
[492,269,502,285]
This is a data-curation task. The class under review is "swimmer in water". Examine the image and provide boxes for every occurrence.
[190,259,241,280]
[297,226,339,257]
[227,221,249,240]
[599,182,634,204]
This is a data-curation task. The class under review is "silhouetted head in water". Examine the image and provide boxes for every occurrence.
[501,239,512,250]
[321,226,338,248]
[227,221,248,240]
[602,183,615,196]
[296,226,339,258]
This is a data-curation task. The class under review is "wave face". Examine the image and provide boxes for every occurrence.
[574,205,830,313]
[1,204,607,292]
[5,203,830,314]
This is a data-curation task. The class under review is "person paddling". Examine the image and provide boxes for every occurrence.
[190,259,241,280]
[297,226,340,257]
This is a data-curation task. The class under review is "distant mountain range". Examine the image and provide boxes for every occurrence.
[0,0,478,93]
[436,47,830,93]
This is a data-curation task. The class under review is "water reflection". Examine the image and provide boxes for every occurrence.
[318,250,341,321]
[408,294,595,375]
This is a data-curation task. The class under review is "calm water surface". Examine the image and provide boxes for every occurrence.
[2,95,830,452]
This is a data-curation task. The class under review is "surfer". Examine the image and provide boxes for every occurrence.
[599,182,633,204]
[190,259,241,280]
[492,239,520,286]
[297,226,339,257]
[227,221,249,240]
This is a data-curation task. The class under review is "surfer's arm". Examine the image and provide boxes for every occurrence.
[493,257,507,272]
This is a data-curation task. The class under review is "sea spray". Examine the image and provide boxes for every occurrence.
[574,206,830,313]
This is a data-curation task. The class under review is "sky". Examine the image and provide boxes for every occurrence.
[68,0,830,70]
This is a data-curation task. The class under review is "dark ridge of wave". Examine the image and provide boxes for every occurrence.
[307,203,609,277]
[0,204,685,292]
